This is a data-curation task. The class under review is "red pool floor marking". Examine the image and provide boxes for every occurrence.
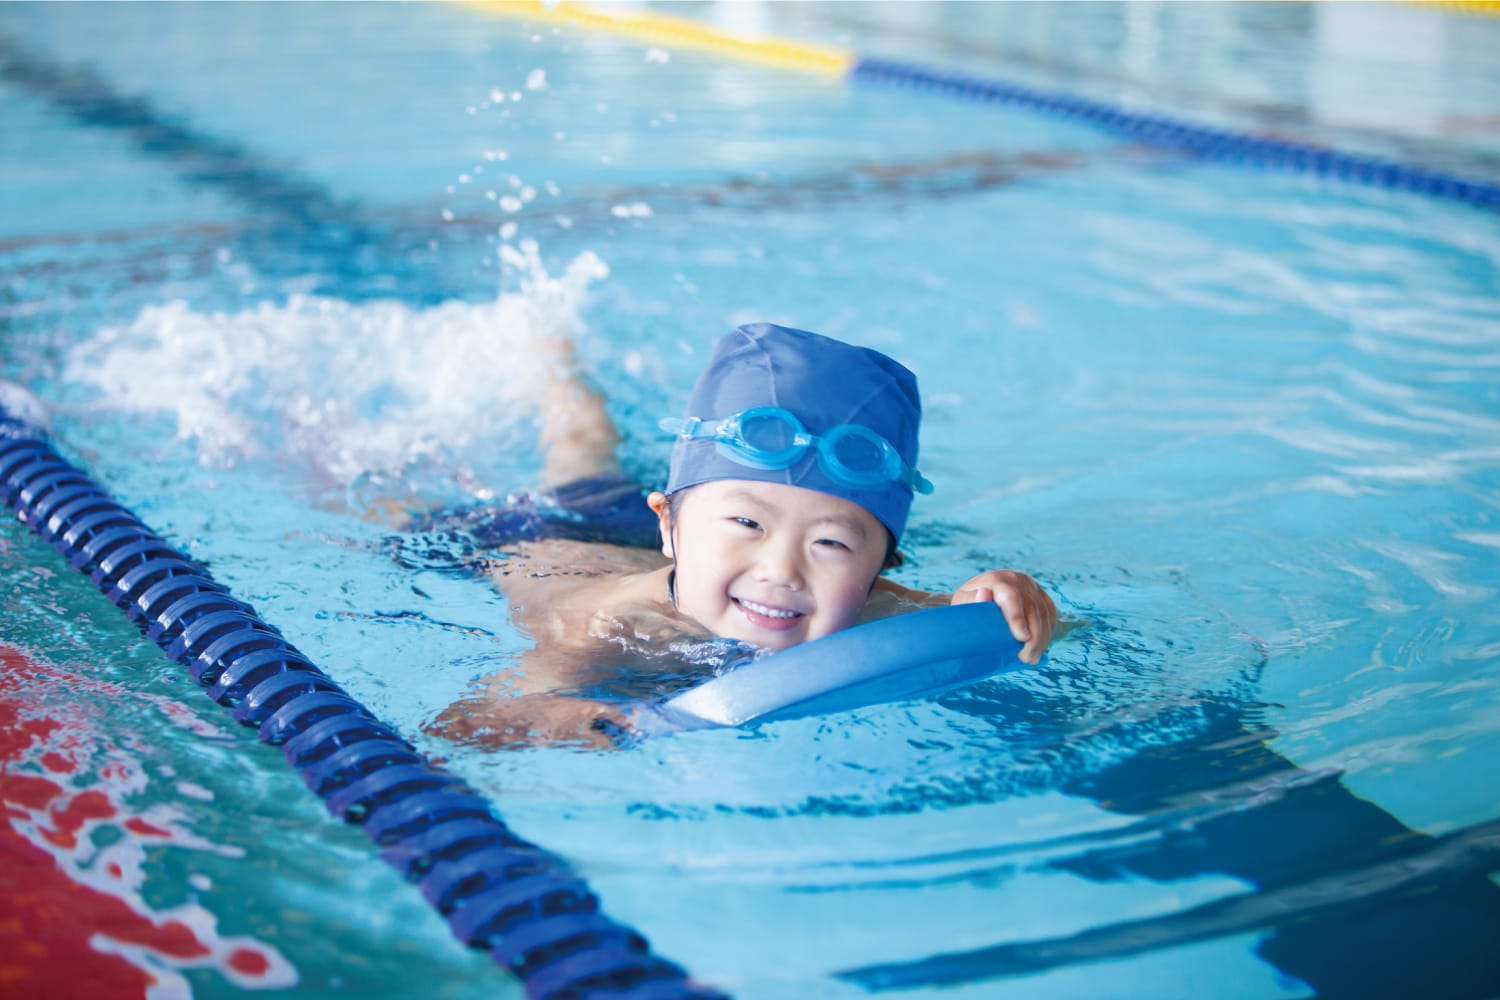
[229,947,272,977]
[123,816,173,838]
[0,649,155,994]
[0,645,296,993]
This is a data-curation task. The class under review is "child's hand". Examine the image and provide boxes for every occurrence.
[951,570,1057,664]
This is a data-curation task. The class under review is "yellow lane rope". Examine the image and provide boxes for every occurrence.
[461,0,853,75]
[1412,0,1500,15]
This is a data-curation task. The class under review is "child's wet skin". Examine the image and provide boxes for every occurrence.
[653,480,890,652]
[418,324,1057,747]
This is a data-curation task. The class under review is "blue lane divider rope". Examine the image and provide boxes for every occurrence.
[853,57,1500,212]
[0,400,723,1000]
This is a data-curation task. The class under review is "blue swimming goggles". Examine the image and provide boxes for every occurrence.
[660,406,934,495]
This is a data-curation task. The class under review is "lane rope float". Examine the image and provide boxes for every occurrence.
[464,0,851,75]
[0,388,723,1000]
[472,0,1500,213]
[850,57,1500,212]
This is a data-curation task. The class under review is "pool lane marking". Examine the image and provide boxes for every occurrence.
[0,30,466,305]
[0,33,369,237]
[471,1,1500,212]
[462,0,851,74]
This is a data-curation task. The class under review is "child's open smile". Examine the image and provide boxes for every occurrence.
[652,479,890,651]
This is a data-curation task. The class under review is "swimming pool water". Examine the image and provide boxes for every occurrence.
[3,2,1500,997]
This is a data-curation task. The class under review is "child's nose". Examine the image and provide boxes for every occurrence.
[755,541,804,589]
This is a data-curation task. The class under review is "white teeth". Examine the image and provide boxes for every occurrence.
[738,598,798,619]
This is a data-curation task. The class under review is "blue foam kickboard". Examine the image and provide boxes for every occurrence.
[642,601,1027,731]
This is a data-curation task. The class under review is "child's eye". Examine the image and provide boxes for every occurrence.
[730,517,761,531]
[815,537,852,552]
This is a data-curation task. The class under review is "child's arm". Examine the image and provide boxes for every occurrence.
[431,654,627,750]
[873,570,1057,664]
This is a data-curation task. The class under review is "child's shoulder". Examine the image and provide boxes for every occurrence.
[483,539,679,659]
[482,538,668,601]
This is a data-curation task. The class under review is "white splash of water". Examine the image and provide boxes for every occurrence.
[64,242,610,498]
[0,380,53,434]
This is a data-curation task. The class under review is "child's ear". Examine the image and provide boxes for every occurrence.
[647,491,674,558]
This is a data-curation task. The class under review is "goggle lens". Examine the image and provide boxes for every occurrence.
[663,406,931,495]
[824,425,892,487]
[739,411,800,455]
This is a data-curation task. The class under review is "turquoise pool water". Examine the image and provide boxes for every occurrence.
[3,2,1500,997]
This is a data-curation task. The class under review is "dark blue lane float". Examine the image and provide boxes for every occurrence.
[853,57,1500,213]
[0,392,722,1000]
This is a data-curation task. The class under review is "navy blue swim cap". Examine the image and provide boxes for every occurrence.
[665,323,926,540]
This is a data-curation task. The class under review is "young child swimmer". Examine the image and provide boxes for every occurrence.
[422,323,1056,746]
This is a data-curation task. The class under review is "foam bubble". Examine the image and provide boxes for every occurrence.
[63,243,610,500]
[0,380,52,434]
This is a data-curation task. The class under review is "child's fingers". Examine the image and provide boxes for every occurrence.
[952,585,991,606]
[1027,589,1058,664]
[1030,590,1056,646]
[952,578,1054,665]
[989,586,1041,660]
[1003,584,1053,665]
[1021,602,1049,665]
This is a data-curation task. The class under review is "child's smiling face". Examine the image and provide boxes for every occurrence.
[653,480,890,650]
